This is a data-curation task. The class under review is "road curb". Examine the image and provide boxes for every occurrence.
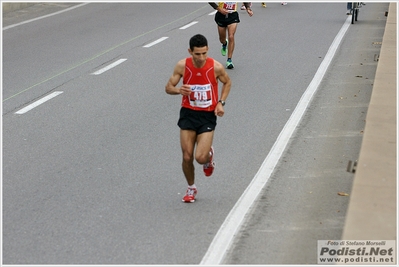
[342,3,397,241]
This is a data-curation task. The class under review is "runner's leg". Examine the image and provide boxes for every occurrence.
[195,131,214,164]
[217,25,227,45]
[180,129,197,185]
[226,23,237,59]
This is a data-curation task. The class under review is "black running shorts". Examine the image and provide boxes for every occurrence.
[178,107,217,134]
[215,11,240,27]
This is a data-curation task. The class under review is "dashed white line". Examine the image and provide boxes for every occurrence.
[209,10,217,15]
[15,91,63,115]
[91,59,127,75]
[143,37,169,48]
[180,21,198,29]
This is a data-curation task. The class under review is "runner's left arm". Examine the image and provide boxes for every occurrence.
[243,2,253,16]
[215,61,231,103]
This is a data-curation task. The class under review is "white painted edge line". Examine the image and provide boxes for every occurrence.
[179,21,198,29]
[15,91,64,115]
[208,10,217,15]
[199,15,352,265]
[91,59,127,75]
[143,37,169,48]
[3,3,90,31]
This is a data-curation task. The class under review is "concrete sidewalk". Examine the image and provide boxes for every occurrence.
[342,3,396,242]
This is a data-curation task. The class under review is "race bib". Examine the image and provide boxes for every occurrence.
[189,84,212,108]
[219,2,237,12]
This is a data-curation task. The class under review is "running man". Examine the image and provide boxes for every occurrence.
[209,2,253,69]
[165,34,232,203]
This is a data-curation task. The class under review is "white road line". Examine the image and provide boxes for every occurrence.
[91,59,127,75]
[179,21,198,29]
[200,15,352,265]
[15,91,63,115]
[143,37,169,48]
[3,3,90,31]
[209,10,217,15]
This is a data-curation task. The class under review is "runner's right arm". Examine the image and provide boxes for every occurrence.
[209,2,218,9]
[165,60,191,96]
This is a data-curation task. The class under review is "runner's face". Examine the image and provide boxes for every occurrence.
[189,46,208,67]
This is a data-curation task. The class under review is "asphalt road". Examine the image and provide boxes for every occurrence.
[2,2,388,265]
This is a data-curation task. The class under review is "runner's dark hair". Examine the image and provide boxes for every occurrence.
[189,34,208,51]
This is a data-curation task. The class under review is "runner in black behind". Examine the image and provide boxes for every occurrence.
[209,2,253,69]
